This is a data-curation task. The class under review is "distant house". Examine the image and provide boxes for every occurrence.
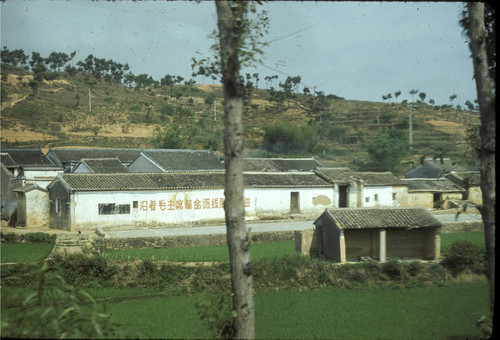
[444,171,482,205]
[404,158,467,178]
[1,149,62,221]
[402,178,465,209]
[243,158,324,172]
[47,148,142,173]
[0,148,62,186]
[313,208,442,263]
[354,172,407,208]
[47,171,334,231]
[128,149,224,173]
[73,158,131,173]
[314,167,361,208]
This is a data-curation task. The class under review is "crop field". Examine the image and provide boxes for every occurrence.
[97,283,489,339]
[0,243,55,263]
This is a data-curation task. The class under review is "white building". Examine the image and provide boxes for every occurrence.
[48,171,334,231]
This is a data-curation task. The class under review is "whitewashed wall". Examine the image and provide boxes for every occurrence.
[69,186,334,229]
[361,186,393,207]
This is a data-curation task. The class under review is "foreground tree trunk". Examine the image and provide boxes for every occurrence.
[216,2,255,338]
[467,2,496,315]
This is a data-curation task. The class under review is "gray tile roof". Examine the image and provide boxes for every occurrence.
[1,148,55,167]
[319,207,442,229]
[57,172,332,191]
[47,148,142,165]
[0,153,17,168]
[402,178,465,192]
[244,158,324,172]
[141,149,224,172]
[354,172,406,186]
[315,167,357,184]
[445,171,481,187]
[404,158,468,178]
[76,158,131,173]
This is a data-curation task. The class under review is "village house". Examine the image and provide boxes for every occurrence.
[46,148,142,172]
[1,148,62,222]
[13,184,50,229]
[401,178,465,209]
[444,171,482,205]
[353,172,408,207]
[128,149,224,172]
[404,157,468,178]
[311,207,442,263]
[314,167,362,208]
[73,158,131,173]
[47,171,335,231]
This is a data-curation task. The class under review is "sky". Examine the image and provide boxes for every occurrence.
[1,0,477,106]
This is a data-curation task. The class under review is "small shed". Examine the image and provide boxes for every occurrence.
[13,184,50,229]
[313,207,442,263]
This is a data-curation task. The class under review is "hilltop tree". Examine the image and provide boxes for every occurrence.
[394,91,401,103]
[409,89,419,102]
[449,94,457,105]
[418,92,426,102]
[1,47,29,69]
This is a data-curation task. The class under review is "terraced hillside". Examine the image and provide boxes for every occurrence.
[1,63,480,174]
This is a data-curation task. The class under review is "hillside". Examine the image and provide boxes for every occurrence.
[0,64,480,174]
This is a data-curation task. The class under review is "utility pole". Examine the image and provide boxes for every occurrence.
[213,98,217,121]
[89,88,92,114]
[408,104,414,149]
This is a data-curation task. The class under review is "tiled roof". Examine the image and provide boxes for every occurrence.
[1,148,55,167]
[58,172,332,191]
[76,158,131,173]
[47,148,142,165]
[315,167,356,184]
[0,153,17,168]
[142,149,224,172]
[320,207,442,229]
[402,178,465,192]
[404,158,467,178]
[244,158,324,172]
[354,172,405,186]
[445,171,481,187]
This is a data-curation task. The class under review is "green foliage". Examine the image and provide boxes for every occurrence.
[152,126,184,149]
[196,293,236,339]
[441,240,487,276]
[361,128,410,171]
[1,262,121,339]
[49,253,117,286]
[262,123,318,154]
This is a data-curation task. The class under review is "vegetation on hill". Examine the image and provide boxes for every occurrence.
[0,48,481,175]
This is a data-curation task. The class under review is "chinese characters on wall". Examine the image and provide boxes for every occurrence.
[138,196,251,212]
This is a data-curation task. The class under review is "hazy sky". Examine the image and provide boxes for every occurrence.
[1,0,477,105]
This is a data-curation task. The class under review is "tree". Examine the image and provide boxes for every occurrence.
[213,1,269,338]
[462,2,496,315]
[362,128,410,172]
[409,89,418,102]
[449,94,457,105]
[418,92,426,102]
[394,91,401,103]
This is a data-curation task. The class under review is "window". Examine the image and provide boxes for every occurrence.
[374,194,378,201]
[365,197,370,203]
[55,199,61,213]
[98,203,131,215]
[133,201,138,209]
[392,193,397,200]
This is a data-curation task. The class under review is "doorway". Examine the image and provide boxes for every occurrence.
[338,185,348,208]
[290,192,300,214]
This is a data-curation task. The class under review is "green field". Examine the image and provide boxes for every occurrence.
[99,283,489,339]
[0,243,55,263]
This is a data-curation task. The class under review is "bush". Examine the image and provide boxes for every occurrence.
[50,253,117,286]
[441,240,486,276]
[381,259,408,282]
[1,262,122,338]
[0,232,55,244]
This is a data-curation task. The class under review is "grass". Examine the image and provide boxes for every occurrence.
[98,282,489,339]
[102,241,299,263]
[0,243,54,263]
[441,231,485,254]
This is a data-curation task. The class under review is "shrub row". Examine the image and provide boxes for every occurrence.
[0,232,56,244]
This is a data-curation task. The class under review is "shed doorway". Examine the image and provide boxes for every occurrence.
[290,192,300,214]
